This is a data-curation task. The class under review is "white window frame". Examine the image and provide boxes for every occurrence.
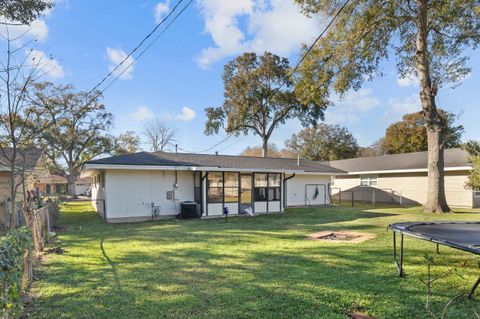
[474,189,480,198]
[360,174,378,187]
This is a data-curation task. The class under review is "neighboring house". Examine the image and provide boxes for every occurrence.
[81,152,345,223]
[327,148,478,208]
[35,175,68,195]
[36,175,92,196]
[75,177,92,196]
[0,148,49,225]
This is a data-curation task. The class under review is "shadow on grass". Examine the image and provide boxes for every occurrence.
[29,202,480,319]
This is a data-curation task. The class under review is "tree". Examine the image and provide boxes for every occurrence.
[240,144,295,158]
[0,24,54,227]
[205,52,326,157]
[0,0,52,25]
[359,138,386,157]
[31,82,115,196]
[463,140,480,190]
[294,0,480,212]
[382,111,464,154]
[113,131,141,155]
[142,119,177,152]
[285,124,359,161]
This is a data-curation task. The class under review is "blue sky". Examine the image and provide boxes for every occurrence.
[9,0,480,154]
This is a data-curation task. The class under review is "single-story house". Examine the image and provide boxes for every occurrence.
[35,175,67,195]
[81,152,345,223]
[327,148,478,208]
[0,148,49,226]
[75,177,92,196]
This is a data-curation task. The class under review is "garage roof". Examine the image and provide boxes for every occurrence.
[327,148,471,174]
[84,151,346,174]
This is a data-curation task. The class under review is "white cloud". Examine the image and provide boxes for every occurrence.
[197,0,322,68]
[27,49,65,79]
[106,47,135,80]
[175,107,196,122]
[397,73,418,87]
[325,89,381,124]
[382,94,420,121]
[154,0,170,23]
[0,19,48,42]
[387,94,420,113]
[131,106,155,121]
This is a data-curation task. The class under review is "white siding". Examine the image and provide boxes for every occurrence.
[207,203,223,216]
[105,170,194,220]
[269,201,281,212]
[286,174,331,207]
[254,201,267,213]
[333,171,473,208]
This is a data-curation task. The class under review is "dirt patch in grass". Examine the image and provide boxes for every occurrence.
[306,231,375,243]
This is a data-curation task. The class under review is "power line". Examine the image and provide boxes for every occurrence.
[177,134,234,154]
[99,0,194,94]
[175,0,352,156]
[87,0,187,95]
[266,0,352,101]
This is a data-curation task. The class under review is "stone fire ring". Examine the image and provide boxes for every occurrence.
[306,231,375,243]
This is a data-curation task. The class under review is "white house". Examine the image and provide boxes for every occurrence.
[81,151,346,223]
[327,148,478,208]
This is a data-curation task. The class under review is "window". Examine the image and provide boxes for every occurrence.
[360,174,378,187]
[331,176,335,187]
[224,173,239,202]
[100,172,105,188]
[474,189,480,198]
[254,173,267,201]
[207,172,223,203]
[268,173,281,201]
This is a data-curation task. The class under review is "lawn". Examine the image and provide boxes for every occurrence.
[29,202,480,318]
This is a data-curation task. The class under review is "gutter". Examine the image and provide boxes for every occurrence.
[283,173,296,208]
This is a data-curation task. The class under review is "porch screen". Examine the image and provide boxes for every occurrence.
[207,172,223,203]
[224,173,239,202]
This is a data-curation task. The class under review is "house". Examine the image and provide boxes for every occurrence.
[75,177,92,196]
[35,175,92,197]
[81,151,345,223]
[0,148,49,225]
[327,148,478,208]
[35,175,68,195]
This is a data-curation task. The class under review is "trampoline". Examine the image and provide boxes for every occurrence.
[389,221,480,299]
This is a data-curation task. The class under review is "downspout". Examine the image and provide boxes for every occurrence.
[283,173,296,209]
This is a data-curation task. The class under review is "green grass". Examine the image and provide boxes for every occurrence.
[29,202,480,318]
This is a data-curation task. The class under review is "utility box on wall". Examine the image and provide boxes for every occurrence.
[166,191,173,200]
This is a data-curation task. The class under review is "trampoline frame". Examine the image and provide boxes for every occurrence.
[389,221,480,299]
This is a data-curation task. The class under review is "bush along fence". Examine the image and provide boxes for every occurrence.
[0,201,60,318]
[0,227,31,319]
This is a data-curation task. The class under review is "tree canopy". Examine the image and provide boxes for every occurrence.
[0,0,52,24]
[31,82,114,195]
[463,140,480,190]
[293,0,480,212]
[113,131,141,155]
[142,119,177,152]
[285,123,359,161]
[240,144,295,158]
[382,111,464,154]
[205,51,326,157]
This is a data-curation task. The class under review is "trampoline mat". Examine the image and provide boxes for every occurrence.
[390,222,480,255]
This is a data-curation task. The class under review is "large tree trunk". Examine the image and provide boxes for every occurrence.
[416,0,450,212]
[262,137,268,157]
[67,174,76,197]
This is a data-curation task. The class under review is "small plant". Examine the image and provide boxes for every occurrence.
[419,254,471,319]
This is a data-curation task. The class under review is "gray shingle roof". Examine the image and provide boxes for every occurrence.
[86,151,345,174]
[327,148,470,173]
[0,147,43,171]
